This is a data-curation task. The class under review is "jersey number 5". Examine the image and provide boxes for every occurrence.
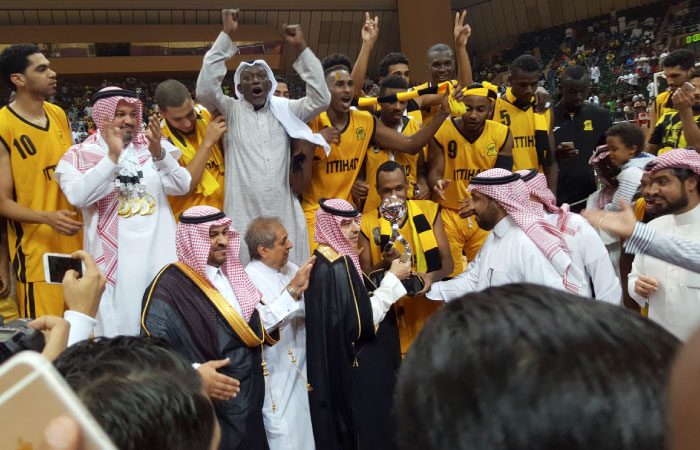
[447,140,457,159]
[13,135,37,160]
[499,110,511,127]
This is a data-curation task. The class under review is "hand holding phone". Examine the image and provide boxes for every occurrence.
[44,253,85,285]
[681,81,695,96]
[62,251,107,318]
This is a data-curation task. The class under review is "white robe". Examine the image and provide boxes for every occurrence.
[196,32,331,266]
[629,203,700,341]
[427,216,567,302]
[55,138,191,336]
[245,260,315,450]
[545,212,622,304]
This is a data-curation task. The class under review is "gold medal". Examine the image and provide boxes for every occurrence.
[129,198,142,216]
[118,196,132,217]
[141,194,156,216]
[139,199,150,215]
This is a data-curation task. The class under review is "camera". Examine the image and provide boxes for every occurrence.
[0,318,45,364]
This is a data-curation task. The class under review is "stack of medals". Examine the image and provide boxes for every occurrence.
[116,147,156,218]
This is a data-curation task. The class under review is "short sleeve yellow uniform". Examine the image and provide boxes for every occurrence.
[162,105,225,219]
[0,103,83,318]
[303,110,375,253]
[654,90,673,122]
[363,117,425,214]
[432,118,509,276]
[361,199,442,355]
[493,94,550,172]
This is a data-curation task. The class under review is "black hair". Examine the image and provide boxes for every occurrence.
[670,167,697,183]
[379,75,409,96]
[376,160,407,184]
[0,44,41,91]
[561,64,589,82]
[394,284,679,450]
[690,70,700,80]
[426,43,452,57]
[322,53,353,76]
[54,336,216,450]
[511,54,541,75]
[154,79,192,111]
[606,122,646,154]
[662,49,696,70]
[378,52,410,78]
[274,75,288,85]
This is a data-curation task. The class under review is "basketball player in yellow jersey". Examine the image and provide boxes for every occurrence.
[358,75,431,214]
[349,12,471,124]
[648,49,695,140]
[302,54,449,253]
[359,161,452,355]
[428,82,513,277]
[0,44,83,318]
[154,79,228,219]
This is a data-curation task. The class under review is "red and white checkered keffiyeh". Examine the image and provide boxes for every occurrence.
[60,87,150,286]
[176,206,261,321]
[468,168,583,294]
[515,169,578,236]
[313,199,363,278]
[644,148,700,176]
[589,145,616,209]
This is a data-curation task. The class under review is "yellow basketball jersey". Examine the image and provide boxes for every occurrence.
[493,93,550,172]
[302,110,375,215]
[363,117,424,213]
[361,199,439,270]
[162,105,225,219]
[653,110,700,154]
[432,119,509,210]
[654,90,673,120]
[0,103,82,283]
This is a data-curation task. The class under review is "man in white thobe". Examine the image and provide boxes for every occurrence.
[629,149,700,341]
[517,169,622,304]
[244,217,316,450]
[427,169,577,303]
[196,9,330,266]
[56,87,191,336]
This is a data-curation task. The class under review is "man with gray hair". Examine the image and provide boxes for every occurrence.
[244,217,316,450]
[197,8,330,266]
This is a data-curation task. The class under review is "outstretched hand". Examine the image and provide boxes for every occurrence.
[581,198,637,239]
[361,12,380,44]
[453,10,471,48]
[145,116,163,159]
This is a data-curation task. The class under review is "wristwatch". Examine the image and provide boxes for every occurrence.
[152,147,166,162]
[286,285,301,301]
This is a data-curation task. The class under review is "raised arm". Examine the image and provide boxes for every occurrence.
[195,9,239,116]
[284,25,332,122]
[351,13,380,99]
[373,94,449,155]
[454,11,473,88]
[184,115,227,193]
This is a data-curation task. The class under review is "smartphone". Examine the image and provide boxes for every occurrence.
[43,253,85,285]
[0,351,117,449]
[681,81,695,96]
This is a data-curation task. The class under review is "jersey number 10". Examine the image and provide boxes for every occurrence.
[13,135,37,160]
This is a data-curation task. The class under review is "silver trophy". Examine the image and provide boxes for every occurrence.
[379,195,411,264]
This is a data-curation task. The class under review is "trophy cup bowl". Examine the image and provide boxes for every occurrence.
[378,195,423,295]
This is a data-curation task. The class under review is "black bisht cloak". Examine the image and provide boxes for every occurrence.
[305,245,402,450]
[141,263,273,450]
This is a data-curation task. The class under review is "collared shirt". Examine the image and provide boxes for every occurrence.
[426,216,566,302]
[206,264,243,317]
[629,203,700,341]
[553,102,612,205]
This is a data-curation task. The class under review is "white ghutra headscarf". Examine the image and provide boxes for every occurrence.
[234,60,330,154]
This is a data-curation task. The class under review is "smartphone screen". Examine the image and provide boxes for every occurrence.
[47,255,82,283]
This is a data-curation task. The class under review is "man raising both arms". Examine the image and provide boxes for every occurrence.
[197,9,331,266]
[0,44,83,318]
[155,79,228,219]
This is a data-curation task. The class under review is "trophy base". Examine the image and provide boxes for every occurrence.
[401,275,424,297]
